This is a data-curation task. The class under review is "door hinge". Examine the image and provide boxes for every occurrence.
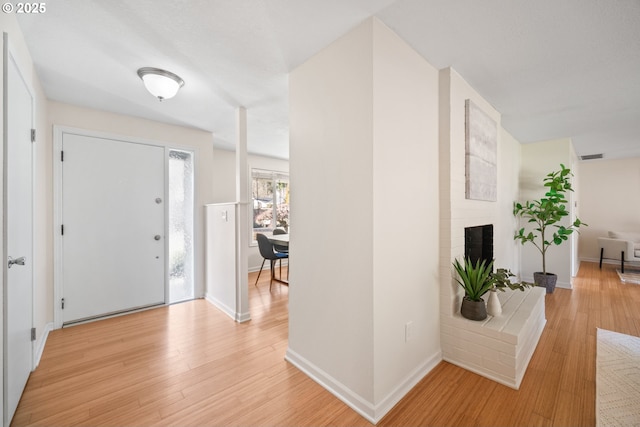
[61,224,64,235]
[31,128,36,143]
[61,150,64,162]
[61,298,65,309]
[31,327,36,341]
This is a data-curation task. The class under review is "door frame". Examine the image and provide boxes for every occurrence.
[3,35,36,425]
[53,126,175,329]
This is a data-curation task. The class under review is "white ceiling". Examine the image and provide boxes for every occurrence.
[17,0,640,160]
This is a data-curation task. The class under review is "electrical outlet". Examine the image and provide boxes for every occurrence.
[405,321,413,342]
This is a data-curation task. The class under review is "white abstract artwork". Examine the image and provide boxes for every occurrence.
[465,99,497,201]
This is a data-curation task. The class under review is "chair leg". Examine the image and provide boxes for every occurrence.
[254,258,266,286]
[599,248,604,269]
[621,251,625,274]
[269,259,275,291]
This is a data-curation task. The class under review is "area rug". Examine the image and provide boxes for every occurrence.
[616,268,640,285]
[597,328,640,426]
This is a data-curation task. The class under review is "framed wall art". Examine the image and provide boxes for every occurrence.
[465,99,497,201]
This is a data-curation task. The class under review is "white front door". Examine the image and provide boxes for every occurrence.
[61,132,166,324]
[4,49,34,425]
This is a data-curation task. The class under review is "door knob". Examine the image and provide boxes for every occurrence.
[154,235,161,241]
[8,256,26,268]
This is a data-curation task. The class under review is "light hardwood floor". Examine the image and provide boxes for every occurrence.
[12,262,640,426]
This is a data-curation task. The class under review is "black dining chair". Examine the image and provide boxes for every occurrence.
[272,228,288,254]
[272,228,289,282]
[255,233,288,290]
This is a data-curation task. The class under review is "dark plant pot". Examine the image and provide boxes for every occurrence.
[533,272,558,294]
[461,296,487,321]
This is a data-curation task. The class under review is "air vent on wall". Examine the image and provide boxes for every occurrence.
[580,153,603,160]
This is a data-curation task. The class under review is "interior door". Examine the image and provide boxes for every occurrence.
[4,49,34,425]
[61,132,165,324]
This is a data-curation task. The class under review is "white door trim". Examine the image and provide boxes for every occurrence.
[53,126,173,329]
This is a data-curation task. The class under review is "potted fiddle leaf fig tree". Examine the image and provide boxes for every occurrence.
[513,164,587,293]
[453,258,532,321]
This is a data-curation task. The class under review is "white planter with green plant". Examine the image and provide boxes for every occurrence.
[453,258,533,320]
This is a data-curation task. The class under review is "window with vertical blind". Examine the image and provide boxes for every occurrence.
[251,169,289,243]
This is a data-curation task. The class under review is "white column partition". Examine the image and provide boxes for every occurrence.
[287,19,441,423]
[235,107,250,322]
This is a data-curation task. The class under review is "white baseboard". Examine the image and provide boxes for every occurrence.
[285,347,441,424]
[442,356,519,389]
[204,293,251,323]
[33,321,53,369]
[373,352,442,423]
[236,310,251,323]
[204,293,236,320]
[284,347,375,423]
[581,257,640,268]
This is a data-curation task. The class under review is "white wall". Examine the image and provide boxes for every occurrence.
[496,129,523,269]
[570,148,580,276]
[371,20,440,406]
[210,148,237,204]
[204,203,239,319]
[518,139,577,286]
[48,101,216,301]
[288,17,440,422]
[578,156,640,261]
[289,16,375,408]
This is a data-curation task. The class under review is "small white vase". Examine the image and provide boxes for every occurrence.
[487,290,502,317]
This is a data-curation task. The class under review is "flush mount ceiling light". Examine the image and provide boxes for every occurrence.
[137,67,184,101]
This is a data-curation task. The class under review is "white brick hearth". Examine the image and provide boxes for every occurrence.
[438,68,546,391]
[441,286,546,389]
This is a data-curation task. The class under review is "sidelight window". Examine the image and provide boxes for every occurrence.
[169,150,194,302]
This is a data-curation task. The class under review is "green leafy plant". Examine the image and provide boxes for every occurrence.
[490,267,533,293]
[513,164,586,276]
[453,258,532,302]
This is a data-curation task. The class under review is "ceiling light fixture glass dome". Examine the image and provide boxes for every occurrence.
[137,67,184,101]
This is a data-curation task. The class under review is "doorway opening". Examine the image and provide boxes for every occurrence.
[168,149,194,303]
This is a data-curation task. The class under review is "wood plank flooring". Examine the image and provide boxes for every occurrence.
[12,262,640,426]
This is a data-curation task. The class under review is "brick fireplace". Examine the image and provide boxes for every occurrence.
[438,68,546,389]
